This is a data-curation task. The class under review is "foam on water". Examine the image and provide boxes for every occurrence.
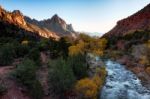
[100,60,150,99]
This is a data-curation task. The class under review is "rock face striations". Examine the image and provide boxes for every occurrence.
[104,3,150,38]
[0,7,26,26]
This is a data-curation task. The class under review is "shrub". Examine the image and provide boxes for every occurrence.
[132,44,150,66]
[0,82,7,95]
[26,48,41,66]
[12,59,43,99]
[48,58,76,95]
[146,67,150,75]
[139,55,149,65]
[38,38,50,51]
[0,43,15,65]
[13,59,37,84]
[26,80,43,99]
[90,38,108,56]
[21,40,29,45]
[93,67,107,88]
[69,41,87,56]
[79,33,94,42]
[75,67,107,99]
[14,44,29,58]
[28,41,38,48]
[57,37,71,58]
[92,75,103,88]
[75,78,98,99]
[96,67,107,80]
[68,54,88,79]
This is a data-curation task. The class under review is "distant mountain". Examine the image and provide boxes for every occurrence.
[0,6,77,40]
[88,32,103,37]
[0,6,43,41]
[79,32,102,37]
[0,6,59,39]
[104,3,150,38]
[25,14,77,38]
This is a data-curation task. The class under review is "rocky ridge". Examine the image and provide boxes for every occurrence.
[0,6,77,39]
[104,3,150,37]
[25,14,77,38]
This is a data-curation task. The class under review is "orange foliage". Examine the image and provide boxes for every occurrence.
[139,56,149,65]
[75,78,98,99]
[90,38,108,56]
[75,67,107,99]
[21,40,28,45]
[92,75,102,88]
[69,41,87,56]
[146,67,150,75]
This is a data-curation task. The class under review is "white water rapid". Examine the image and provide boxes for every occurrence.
[100,60,150,99]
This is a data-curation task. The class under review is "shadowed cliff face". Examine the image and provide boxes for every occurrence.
[104,3,150,38]
[0,20,41,41]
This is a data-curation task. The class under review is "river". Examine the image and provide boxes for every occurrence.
[100,60,150,99]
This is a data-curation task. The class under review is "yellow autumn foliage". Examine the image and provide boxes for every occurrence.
[21,40,28,45]
[93,67,107,88]
[69,37,108,56]
[75,67,107,99]
[147,40,150,48]
[92,50,104,56]
[92,75,102,88]
[90,38,108,56]
[75,78,98,99]
[139,55,149,65]
[69,41,87,56]
[146,67,150,75]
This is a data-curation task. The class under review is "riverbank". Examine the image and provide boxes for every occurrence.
[116,56,150,88]
[105,50,150,88]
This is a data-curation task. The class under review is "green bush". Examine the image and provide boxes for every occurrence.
[26,80,43,99]
[12,59,43,99]
[48,58,76,95]
[38,38,50,51]
[0,83,7,95]
[14,44,30,58]
[68,54,88,79]
[26,48,41,66]
[0,43,15,65]
[57,37,71,58]
[13,59,37,84]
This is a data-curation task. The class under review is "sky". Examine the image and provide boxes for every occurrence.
[0,0,150,35]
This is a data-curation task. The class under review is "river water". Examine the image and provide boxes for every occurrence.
[100,60,150,99]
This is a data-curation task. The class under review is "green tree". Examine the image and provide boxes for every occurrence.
[0,43,15,65]
[14,44,29,58]
[69,41,87,56]
[68,54,88,79]
[48,58,76,95]
[13,59,43,99]
[79,33,94,43]
[38,38,50,51]
[0,80,7,95]
[26,48,41,66]
[57,37,71,58]
[90,38,108,56]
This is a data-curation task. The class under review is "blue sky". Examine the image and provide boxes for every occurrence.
[0,0,150,35]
